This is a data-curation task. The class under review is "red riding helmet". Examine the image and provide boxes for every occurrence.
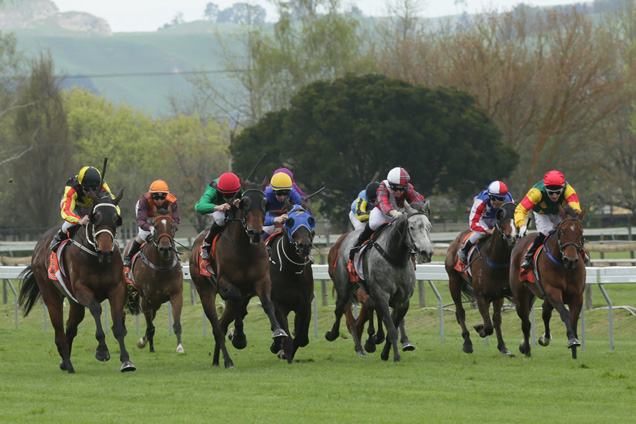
[217,172,240,194]
[543,170,565,188]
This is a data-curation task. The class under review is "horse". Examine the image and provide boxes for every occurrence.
[123,205,184,354]
[18,189,136,373]
[189,187,287,368]
[327,234,413,356]
[267,205,315,363]
[326,201,434,362]
[509,206,587,359]
[445,201,518,355]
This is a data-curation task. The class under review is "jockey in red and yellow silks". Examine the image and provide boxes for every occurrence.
[50,166,117,252]
[514,170,582,269]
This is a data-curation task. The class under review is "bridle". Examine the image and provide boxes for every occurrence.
[226,189,266,242]
[85,203,119,253]
[556,217,585,259]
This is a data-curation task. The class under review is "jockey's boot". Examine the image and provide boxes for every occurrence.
[201,223,222,262]
[349,223,374,264]
[521,233,546,270]
[123,240,143,268]
[458,240,475,265]
[50,229,67,253]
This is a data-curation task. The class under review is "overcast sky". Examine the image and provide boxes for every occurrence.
[52,0,594,33]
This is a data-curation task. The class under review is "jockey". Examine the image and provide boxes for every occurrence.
[458,180,514,265]
[263,171,303,237]
[349,167,426,264]
[195,172,243,261]
[123,180,180,268]
[349,182,380,231]
[50,166,116,252]
[273,167,308,204]
[515,170,582,269]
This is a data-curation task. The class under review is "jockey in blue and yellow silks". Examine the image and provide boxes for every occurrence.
[349,182,380,230]
[50,166,117,252]
[263,172,303,238]
[514,169,581,269]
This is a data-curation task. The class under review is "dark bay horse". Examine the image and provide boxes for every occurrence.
[124,205,184,354]
[326,202,434,362]
[509,207,587,359]
[445,201,518,355]
[189,188,287,368]
[18,190,136,373]
[267,205,315,363]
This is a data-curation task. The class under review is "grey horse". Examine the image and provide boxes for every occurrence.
[326,201,434,362]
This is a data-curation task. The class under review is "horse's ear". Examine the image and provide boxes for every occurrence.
[259,177,268,191]
[558,206,567,219]
[168,203,172,214]
[113,213,122,227]
[421,199,430,216]
[404,202,414,214]
[114,189,124,205]
[151,202,158,216]
[578,206,586,221]
[285,217,295,230]
[497,208,505,220]
[308,216,316,229]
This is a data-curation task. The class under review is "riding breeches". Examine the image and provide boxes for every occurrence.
[533,212,562,236]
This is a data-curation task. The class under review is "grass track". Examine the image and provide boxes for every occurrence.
[1,284,635,423]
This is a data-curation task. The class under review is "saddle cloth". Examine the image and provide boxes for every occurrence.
[47,240,79,303]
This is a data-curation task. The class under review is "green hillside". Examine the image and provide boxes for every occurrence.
[13,21,245,115]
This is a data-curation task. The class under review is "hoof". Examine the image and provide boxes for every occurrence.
[59,360,75,373]
[272,328,288,339]
[137,337,147,349]
[325,330,339,342]
[568,337,581,349]
[270,341,280,354]
[176,344,184,354]
[462,344,474,354]
[356,350,368,357]
[373,334,385,345]
[276,350,286,360]
[538,333,552,347]
[120,361,136,372]
[500,348,512,356]
[364,339,376,353]
[95,349,110,362]
[402,341,415,352]
[231,333,247,350]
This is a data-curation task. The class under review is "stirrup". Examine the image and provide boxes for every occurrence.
[520,257,532,270]
[347,259,360,283]
[123,258,132,268]
[200,243,211,261]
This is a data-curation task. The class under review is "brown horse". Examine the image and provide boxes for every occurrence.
[18,190,136,373]
[267,205,315,363]
[124,205,184,354]
[509,207,587,359]
[445,201,518,355]
[189,188,287,368]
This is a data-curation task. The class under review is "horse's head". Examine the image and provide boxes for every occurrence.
[152,205,175,261]
[87,189,124,263]
[284,205,315,258]
[496,202,518,246]
[557,206,586,271]
[237,189,267,244]
[404,201,434,263]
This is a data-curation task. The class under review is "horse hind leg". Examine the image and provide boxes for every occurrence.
[449,278,473,354]
[171,292,185,353]
[46,297,75,373]
[108,293,136,372]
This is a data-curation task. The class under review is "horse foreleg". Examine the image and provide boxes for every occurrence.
[292,307,311,361]
[449,277,473,354]
[568,297,583,359]
[373,294,400,362]
[170,291,184,353]
[491,298,511,355]
[548,292,581,352]
[199,285,233,368]
[271,304,291,362]
[398,319,415,352]
[474,296,494,338]
[141,307,156,353]
[108,288,136,372]
[228,297,249,350]
[538,300,554,347]
[514,291,534,358]
[255,281,287,341]
[65,301,86,360]
[84,297,110,362]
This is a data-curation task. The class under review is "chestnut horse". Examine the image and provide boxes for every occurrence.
[268,205,315,363]
[189,188,287,368]
[445,201,518,355]
[509,207,587,359]
[18,190,136,373]
[123,205,184,354]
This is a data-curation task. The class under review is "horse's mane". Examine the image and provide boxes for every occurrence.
[156,207,169,215]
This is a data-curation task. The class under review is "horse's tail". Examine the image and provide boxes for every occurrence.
[18,266,41,317]
[124,284,142,315]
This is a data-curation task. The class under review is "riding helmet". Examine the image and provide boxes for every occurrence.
[149,179,170,193]
[217,172,241,194]
[270,172,293,191]
[78,166,101,189]
[387,167,410,186]
[365,182,380,202]
[543,170,565,188]
[487,181,508,197]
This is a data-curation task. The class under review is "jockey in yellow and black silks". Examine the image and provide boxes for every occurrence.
[50,166,117,252]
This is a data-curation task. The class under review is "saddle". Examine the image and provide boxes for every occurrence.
[198,233,220,278]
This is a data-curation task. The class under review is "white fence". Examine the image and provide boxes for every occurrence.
[2,264,635,351]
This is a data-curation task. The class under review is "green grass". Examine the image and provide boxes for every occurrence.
[1,284,635,423]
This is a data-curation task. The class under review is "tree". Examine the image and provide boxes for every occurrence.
[204,2,219,21]
[231,74,517,230]
[8,52,71,234]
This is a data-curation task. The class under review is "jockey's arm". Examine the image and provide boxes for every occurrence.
[515,188,541,228]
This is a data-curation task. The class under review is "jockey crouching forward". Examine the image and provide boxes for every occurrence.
[123,180,180,268]
[50,166,118,252]
[458,180,514,265]
[348,167,426,269]
[263,171,303,238]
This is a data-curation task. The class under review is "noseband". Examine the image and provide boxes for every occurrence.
[151,215,175,249]
[556,217,584,259]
